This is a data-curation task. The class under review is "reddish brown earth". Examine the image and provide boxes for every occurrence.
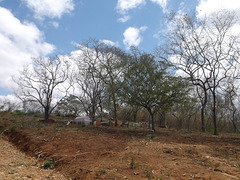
[0,135,66,180]
[2,124,240,180]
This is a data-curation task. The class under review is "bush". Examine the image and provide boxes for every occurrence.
[15,110,25,116]
[43,160,56,169]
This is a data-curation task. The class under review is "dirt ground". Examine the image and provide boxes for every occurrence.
[1,123,240,180]
[0,135,66,180]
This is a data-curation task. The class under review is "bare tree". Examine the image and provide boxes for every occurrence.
[13,56,72,120]
[221,68,240,133]
[75,65,104,123]
[56,95,82,116]
[73,39,106,123]
[74,38,126,126]
[0,97,21,112]
[157,10,240,135]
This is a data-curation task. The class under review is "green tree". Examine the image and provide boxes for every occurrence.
[121,49,190,131]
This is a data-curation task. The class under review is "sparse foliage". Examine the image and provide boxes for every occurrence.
[157,10,240,134]
[13,56,72,120]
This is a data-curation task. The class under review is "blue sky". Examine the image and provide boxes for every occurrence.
[0,0,240,97]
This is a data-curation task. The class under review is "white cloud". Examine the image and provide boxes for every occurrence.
[21,0,74,20]
[150,0,168,13]
[0,7,55,91]
[50,21,59,28]
[196,0,240,18]
[123,26,147,49]
[116,0,146,22]
[116,0,146,13]
[118,15,130,23]
[100,40,119,47]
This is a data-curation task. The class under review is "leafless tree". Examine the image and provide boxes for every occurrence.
[156,10,240,135]
[75,64,104,123]
[74,38,126,126]
[0,97,21,112]
[13,56,72,120]
[73,39,106,123]
[221,68,240,133]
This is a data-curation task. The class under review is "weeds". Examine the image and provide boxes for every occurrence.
[9,125,17,131]
[145,168,154,179]
[43,160,56,169]
[146,134,155,142]
[130,157,136,170]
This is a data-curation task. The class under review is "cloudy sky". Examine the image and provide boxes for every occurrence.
[0,0,240,97]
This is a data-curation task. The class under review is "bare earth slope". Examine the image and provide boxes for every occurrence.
[2,126,240,180]
[0,135,66,180]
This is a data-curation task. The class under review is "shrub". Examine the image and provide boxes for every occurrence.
[43,160,55,169]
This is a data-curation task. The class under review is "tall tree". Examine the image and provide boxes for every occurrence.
[73,38,126,125]
[157,10,240,135]
[221,68,240,133]
[13,56,72,120]
[121,49,190,131]
[98,44,127,126]
[74,57,104,123]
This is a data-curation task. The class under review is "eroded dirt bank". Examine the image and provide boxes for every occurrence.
[2,127,240,179]
[0,135,66,180]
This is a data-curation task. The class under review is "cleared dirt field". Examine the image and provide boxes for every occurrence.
[0,135,66,180]
[1,123,240,180]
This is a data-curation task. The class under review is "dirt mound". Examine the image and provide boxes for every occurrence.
[3,126,240,179]
[4,130,43,157]
[4,128,128,179]
[0,135,66,180]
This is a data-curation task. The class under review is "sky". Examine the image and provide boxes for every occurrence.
[0,0,240,98]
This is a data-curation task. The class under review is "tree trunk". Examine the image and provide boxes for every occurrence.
[151,113,155,131]
[172,113,181,131]
[112,93,118,127]
[232,108,237,133]
[212,90,218,135]
[133,111,137,122]
[99,103,103,122]
[201,90,207,132]
[44,105,50,120]
[148,115,151,129]
[148,109,155,131]
[201,106,206,132]
[90,104,96,125]
[187,116,191,131]
[159,111,166,128]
